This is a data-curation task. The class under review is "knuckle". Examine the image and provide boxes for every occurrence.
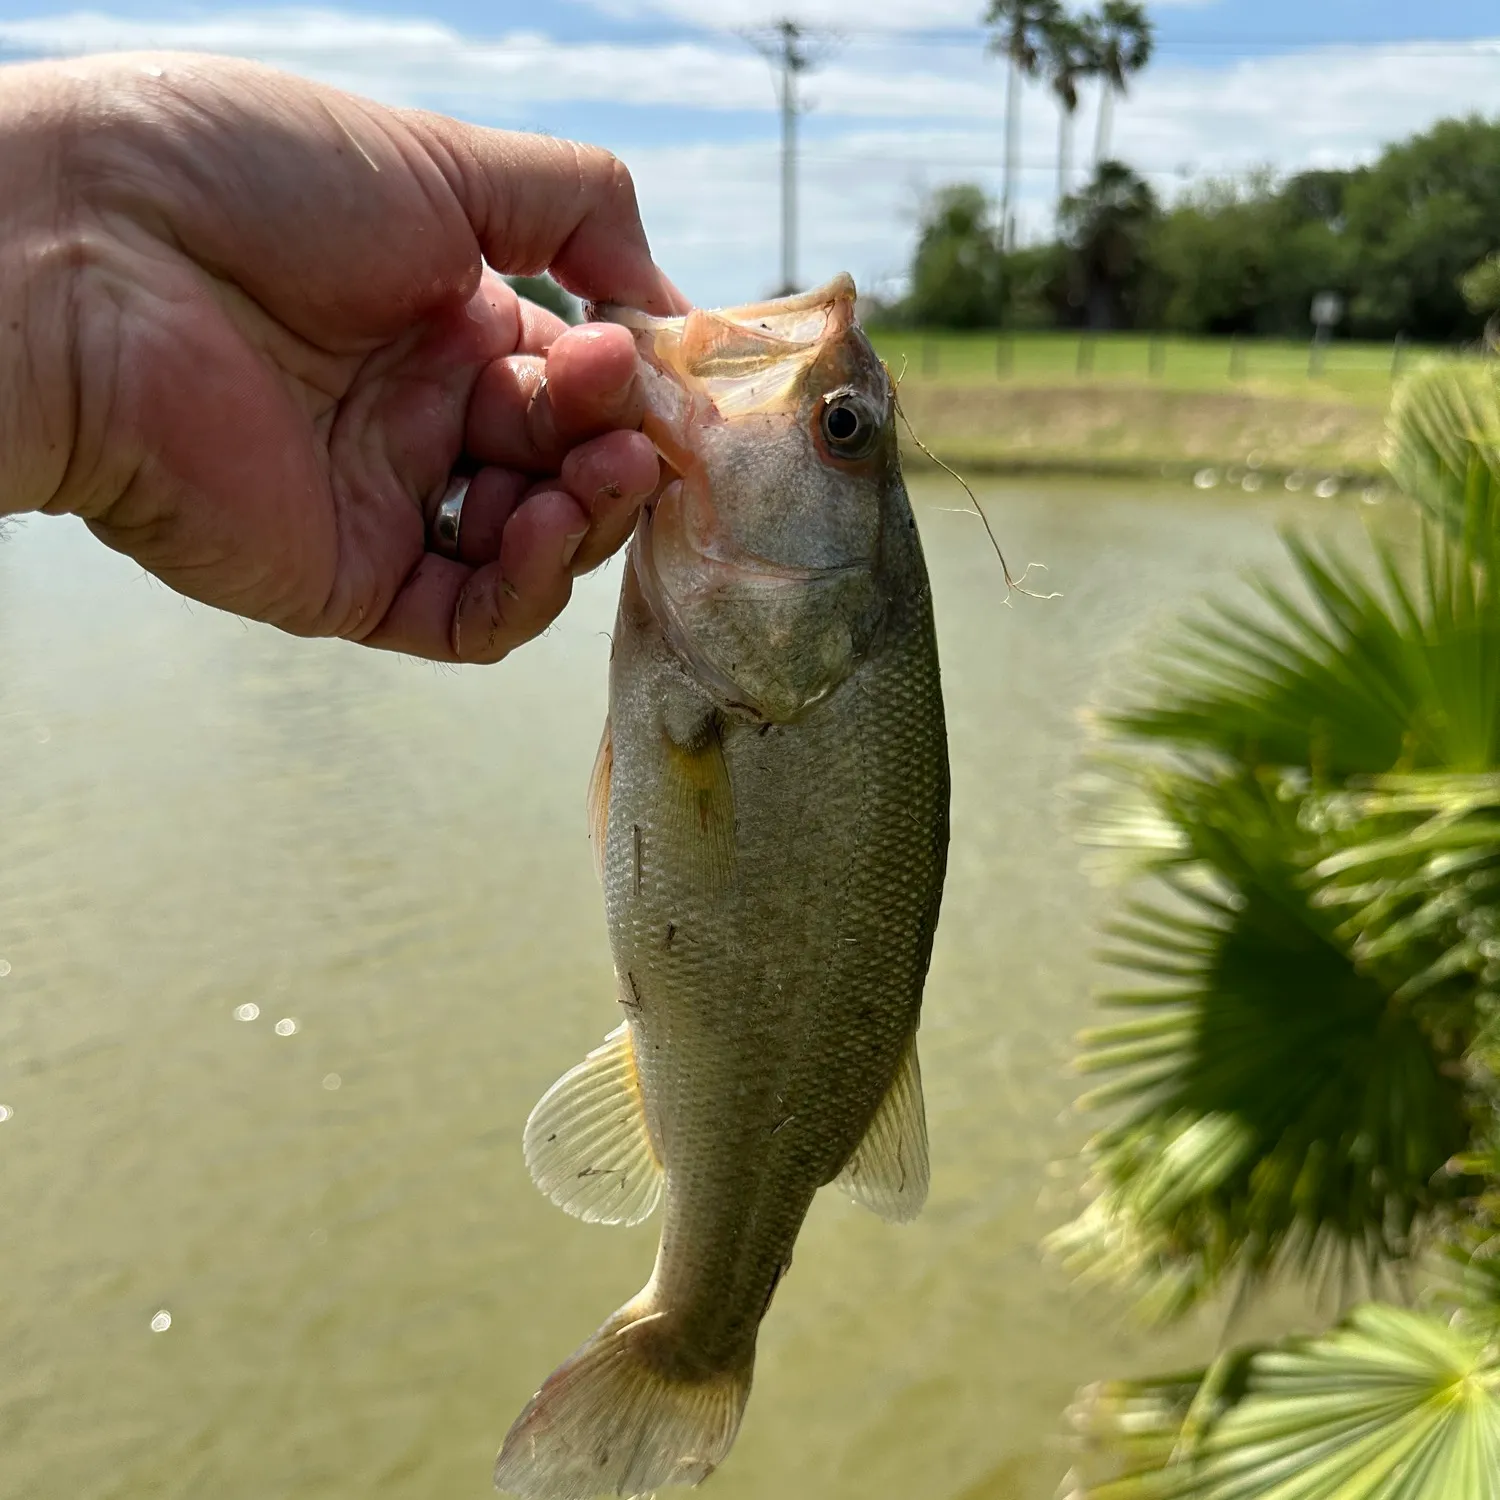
[572,141,635,206]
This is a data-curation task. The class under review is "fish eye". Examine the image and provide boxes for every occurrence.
[819,394,880,459]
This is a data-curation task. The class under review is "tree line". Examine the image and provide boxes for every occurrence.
[891,111,1500,344]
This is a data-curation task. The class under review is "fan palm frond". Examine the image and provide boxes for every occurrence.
[1060,363,1500,1314]
[1104,525,1500,777]
[1430,1128,1500,1330]
[1311,773,1500,1047]
[1384,361,1500,555]
[1066,1303,1500,1500]
[1049,772,1473,1318]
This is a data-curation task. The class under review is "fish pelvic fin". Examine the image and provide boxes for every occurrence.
[587,719,612,885]
[835,1033,929,1223]
[524,1024,664,1227]
[494,1300,753,1500]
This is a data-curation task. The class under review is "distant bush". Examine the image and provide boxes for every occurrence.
[907,184,1006,328]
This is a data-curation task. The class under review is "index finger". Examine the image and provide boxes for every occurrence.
[409,116,690,316]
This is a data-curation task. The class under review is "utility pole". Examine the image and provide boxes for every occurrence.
[749,20,814,297]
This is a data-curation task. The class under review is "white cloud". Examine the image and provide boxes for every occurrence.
[0,11,1014,118]
[0,11,782,112]
[587,0,1216,30]
[2,9,1497,306]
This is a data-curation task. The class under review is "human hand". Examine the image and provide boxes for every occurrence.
[0,53,686,662]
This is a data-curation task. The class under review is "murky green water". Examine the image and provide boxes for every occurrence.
[0,479,1377,1500]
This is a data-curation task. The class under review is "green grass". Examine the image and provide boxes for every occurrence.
[866,329,1470,408]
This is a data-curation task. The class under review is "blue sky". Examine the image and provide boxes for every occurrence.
[2,0,1498,303]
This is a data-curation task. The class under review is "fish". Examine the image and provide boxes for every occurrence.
[493,274,950,1500]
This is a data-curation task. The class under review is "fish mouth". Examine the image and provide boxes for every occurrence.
[597,276,885,722]
[592,274,856,342]
[590,275,862,420]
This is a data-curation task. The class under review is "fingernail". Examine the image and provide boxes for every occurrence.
[561,529,588,567]
[599,375,637,419]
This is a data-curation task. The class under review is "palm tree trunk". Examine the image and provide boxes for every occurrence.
[1094,82,1114,167]
[1057,105,1072,227]
[1001,51,1020,254]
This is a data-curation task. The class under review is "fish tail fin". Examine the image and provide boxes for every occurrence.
[494,1297,753,1499]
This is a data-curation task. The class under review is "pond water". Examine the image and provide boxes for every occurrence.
[0,478,1378,1500]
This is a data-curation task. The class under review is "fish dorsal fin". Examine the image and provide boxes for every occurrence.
[836,1035,929,1223]
[587,718,612,884]
[523,1023,664,1227]
[660,715,736,895]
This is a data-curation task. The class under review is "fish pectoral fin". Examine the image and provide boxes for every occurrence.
[523,1023,664,1227]
[587,717,612,884]
[660,712,736,894]
[835,1034,930,1223]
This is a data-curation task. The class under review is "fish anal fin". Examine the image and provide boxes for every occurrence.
[587,719,612,884]
[523,1024,663,1227]
[835,1035,929,1223]
[660,715,736,894]
[495,1299,752,1500]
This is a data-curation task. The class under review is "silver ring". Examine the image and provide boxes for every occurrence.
[432,476,469,559]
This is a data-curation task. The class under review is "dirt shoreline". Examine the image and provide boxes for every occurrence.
[896,382,1388,482]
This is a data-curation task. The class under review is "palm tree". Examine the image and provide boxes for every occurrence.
[986,0,1063,253]
[1052,360,1500,1496]
[1087,0,1153,169]
[1042,13,1093,223]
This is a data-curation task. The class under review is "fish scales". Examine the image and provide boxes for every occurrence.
[496,276,949,1500]
[610,511,946,1365]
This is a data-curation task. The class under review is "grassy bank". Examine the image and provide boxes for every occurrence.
[867,329,1481,480]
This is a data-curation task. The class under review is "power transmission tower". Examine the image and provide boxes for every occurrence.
[748,20,816,297]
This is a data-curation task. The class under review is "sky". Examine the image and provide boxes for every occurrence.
[2,0,1498,306]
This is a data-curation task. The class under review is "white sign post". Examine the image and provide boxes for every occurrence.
[1309,291,1344,378]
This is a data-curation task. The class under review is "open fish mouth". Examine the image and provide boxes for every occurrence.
[594,274,890,724]
[589,275,863,420]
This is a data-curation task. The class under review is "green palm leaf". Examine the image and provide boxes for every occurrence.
[1068,1304,1500,1500]
[1104,526,1500,776]
[1384,361,1500,556]
[1059,362,1500,1316]
[1050,773,1472,1319]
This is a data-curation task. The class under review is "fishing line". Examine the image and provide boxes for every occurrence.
[888,376,1061,604]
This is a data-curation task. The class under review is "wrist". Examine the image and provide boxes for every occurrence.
[0,63,79,518]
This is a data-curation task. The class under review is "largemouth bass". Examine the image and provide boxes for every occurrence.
[494,275,950,1500]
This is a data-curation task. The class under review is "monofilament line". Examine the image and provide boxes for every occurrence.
[890,383,1061,604]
